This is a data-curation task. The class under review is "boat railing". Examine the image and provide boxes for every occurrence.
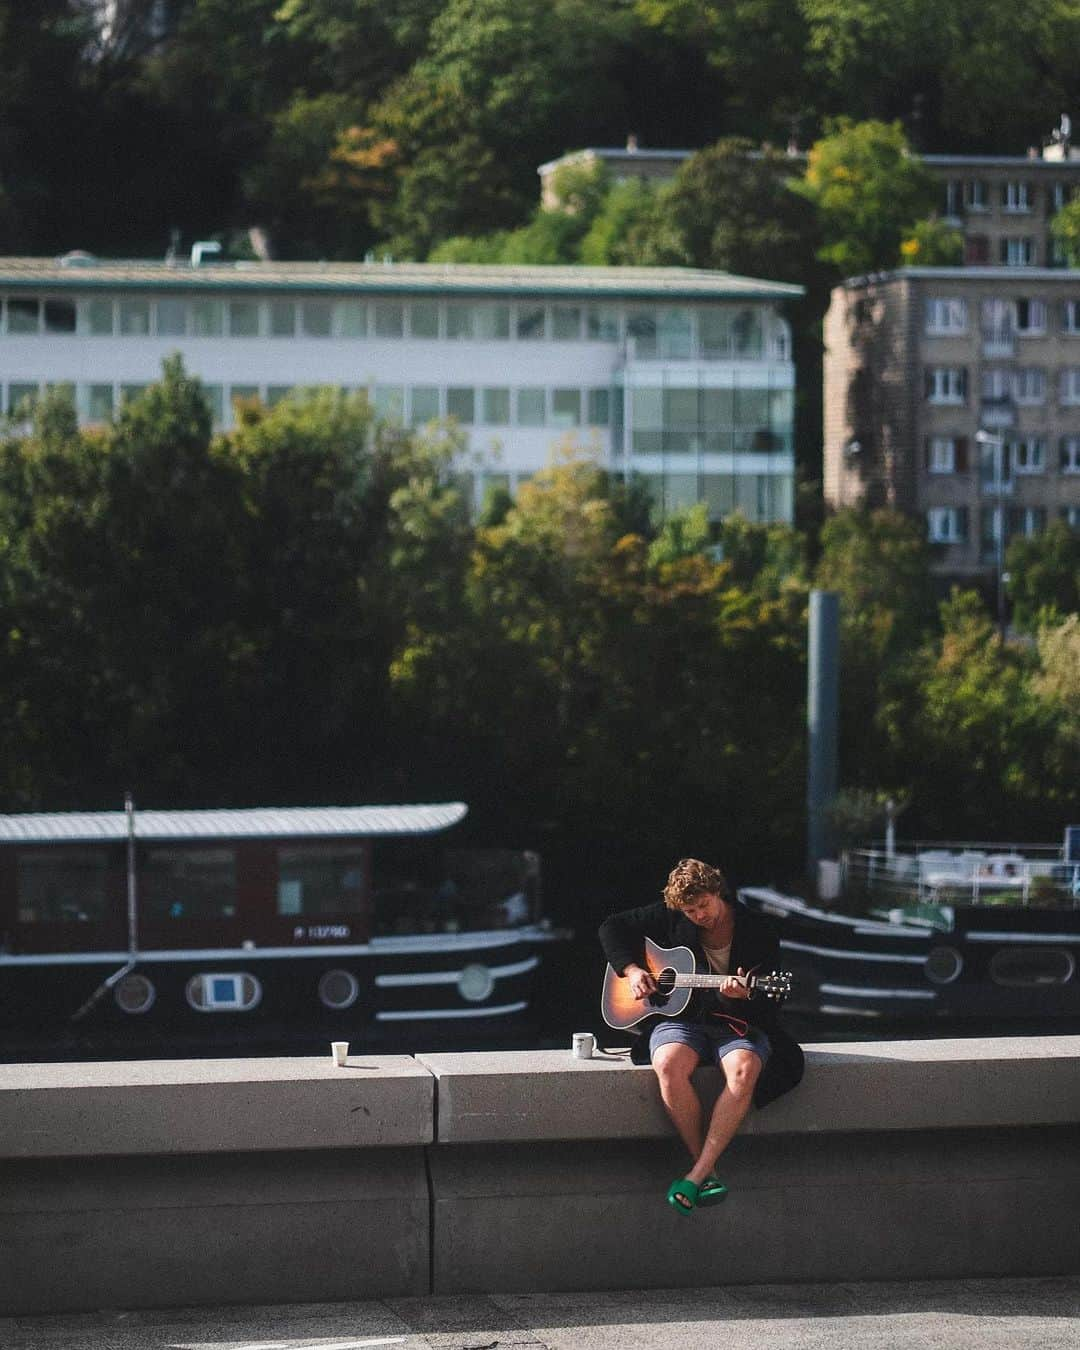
[842,846,1080,909]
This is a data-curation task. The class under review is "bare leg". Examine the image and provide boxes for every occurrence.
[685,1048,761,1187]
[651,1042,705,1160]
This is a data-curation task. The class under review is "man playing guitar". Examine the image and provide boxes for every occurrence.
[598,858,804,1214]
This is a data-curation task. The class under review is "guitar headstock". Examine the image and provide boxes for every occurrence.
[752,970,792,1001]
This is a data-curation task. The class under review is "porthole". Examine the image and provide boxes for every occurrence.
[924,946,964,985]
[318,968,359,1011]
[114,972,156,1014]
[989,947,1075,988]
[458,963,495,1003]
[185,972,262,1012]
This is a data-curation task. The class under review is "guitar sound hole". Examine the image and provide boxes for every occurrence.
[655,969,676,996]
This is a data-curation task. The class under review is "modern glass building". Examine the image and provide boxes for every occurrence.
[0,256,801,522]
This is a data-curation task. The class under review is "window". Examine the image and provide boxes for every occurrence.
[410,386,440,423]
[118,299,151,335]
[338,300,366,336]
[552,305,582,340]
[446,387,475,423]
[481,387,510,424]
[373,301,404,338]
[981,297,1013,337]
[981,368,1012,402]
[927,507,968,543]
[552,388,581,426]
[1063,505,1080,529]
[1014,368,1046,404]
[16,848,110,923]
[277,846,367,916]
[1015,299,1047,334]
[121,383,148,405]
[191,300,224,336]
[516,305,546,339]
[410,302,439,338]
[516,388,545,425]
[373,385,404,420]
[266,385,292,406]
[7,298,40,333]
[1002,181,1032,212]
[8,383,38,414]
[587,388,610,425]
[925,436,968,473]
[1064,300,1080,334]
[586,306,619,341]
[944,180,963,216]
[1054,182,1071,212]
[475,304,510,339]
[925,297,967,335]
[1060,368,1080,404]
[43,300,76,334]
[1000,237,1035,266]
[1008,505,1046,536]
[926,367,967,404]
[87,384,114,421]
[269,301,296,336]
[1010,437,1045,473]
[157,298,188,336]
[302,300,332,337]
[86,298,114,335]
[142,847,237,921]
[199,384,222,424]
[627,309,658,356]
[228,299,259,336]
[965,179,989,211]
[1060,438,1080,473]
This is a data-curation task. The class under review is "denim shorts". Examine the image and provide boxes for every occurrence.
[648,1017,772,1068]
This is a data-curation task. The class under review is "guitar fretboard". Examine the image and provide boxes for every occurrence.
[672,975,753,989]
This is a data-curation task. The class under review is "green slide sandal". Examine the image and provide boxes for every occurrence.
[666,1178,700,1214]
[698,1176,728,1207]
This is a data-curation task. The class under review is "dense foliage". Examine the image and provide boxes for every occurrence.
[4,1,1080,259]
[1,370,1077,915]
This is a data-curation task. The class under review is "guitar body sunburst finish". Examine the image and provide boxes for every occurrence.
[601,936,698,1029]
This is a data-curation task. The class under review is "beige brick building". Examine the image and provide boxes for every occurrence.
[824,269,1080,576]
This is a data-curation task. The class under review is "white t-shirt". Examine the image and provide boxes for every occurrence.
[702,941,732,978]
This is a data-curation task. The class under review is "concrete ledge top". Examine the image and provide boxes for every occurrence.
[0,1055,434,1159]
[417,1037,1080,1143]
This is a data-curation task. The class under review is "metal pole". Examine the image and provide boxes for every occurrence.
[125,791,138,957]
[995,438,1006,638]
[807,589,840,882]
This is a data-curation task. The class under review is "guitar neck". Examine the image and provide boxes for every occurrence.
[672,973,754,990]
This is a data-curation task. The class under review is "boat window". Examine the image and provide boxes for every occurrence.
[989,947,1075,987]
[371,842,539,935]
[16,847,110,922]
[142,848,237,921]
[276,846,367,916]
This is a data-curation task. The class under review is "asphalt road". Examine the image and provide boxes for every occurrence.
[2,1278,1079,1350]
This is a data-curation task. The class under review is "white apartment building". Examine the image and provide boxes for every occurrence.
[0,256,800,523]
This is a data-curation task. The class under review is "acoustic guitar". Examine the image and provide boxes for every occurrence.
[601,936,792,1030]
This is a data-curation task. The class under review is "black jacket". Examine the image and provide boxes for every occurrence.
[598,899,804,1108]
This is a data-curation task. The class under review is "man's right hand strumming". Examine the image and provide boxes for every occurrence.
[625,963,657,1000]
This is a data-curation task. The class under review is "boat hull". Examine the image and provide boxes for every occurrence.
[739,887,1080,1023]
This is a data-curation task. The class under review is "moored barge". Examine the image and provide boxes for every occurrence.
[740,834,1080,1022]
[0,801,564,1056]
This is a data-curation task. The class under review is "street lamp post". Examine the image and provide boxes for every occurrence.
[975,428,1008,637]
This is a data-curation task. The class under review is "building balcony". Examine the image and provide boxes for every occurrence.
[982,329,1016,358]
[979,400,1016,428]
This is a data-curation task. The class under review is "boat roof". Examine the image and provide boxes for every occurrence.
[0,803,468,844]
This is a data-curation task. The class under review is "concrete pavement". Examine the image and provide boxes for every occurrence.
[1,1277,1078,1350]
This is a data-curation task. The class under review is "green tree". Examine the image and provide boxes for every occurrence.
[1006,521,1080,630]
[900,216,964,266]
[1050,197,1080,268]
[798,119,939,276]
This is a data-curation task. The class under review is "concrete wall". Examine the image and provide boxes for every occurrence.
[2,1038,1079,1313]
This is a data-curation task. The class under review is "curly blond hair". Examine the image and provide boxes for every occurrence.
[662,857,729,910]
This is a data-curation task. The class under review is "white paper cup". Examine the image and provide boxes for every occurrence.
[331,1041,349,1067]
[572,1032,595,1059]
